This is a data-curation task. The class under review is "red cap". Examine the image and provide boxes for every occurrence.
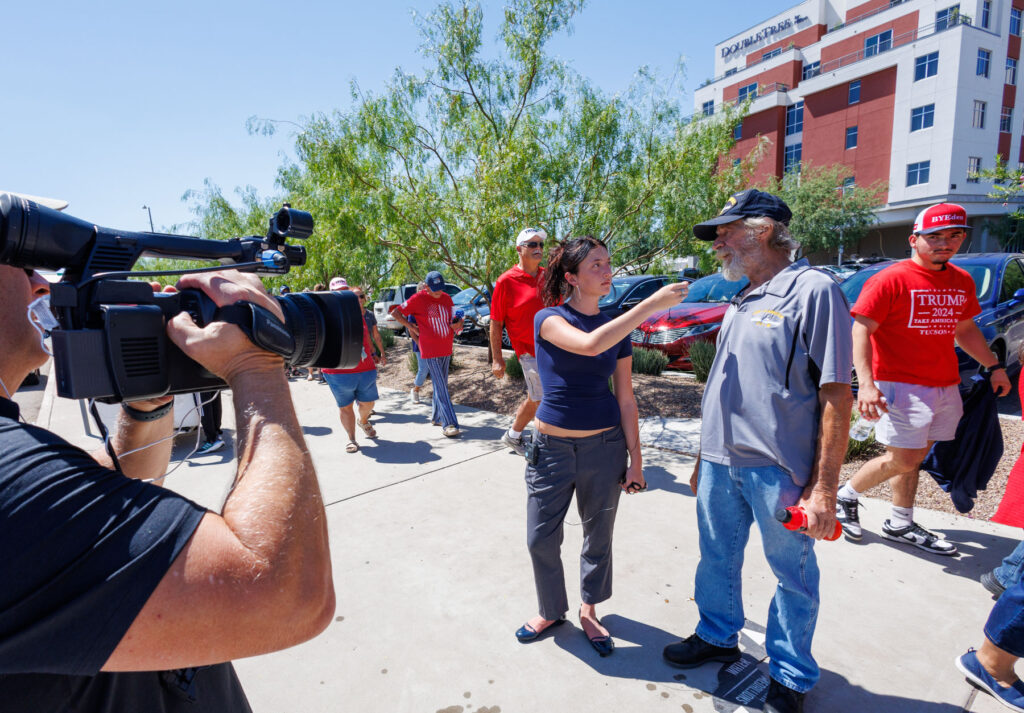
[913,203,971,234]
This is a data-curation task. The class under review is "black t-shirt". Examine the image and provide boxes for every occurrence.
[0,398,250,712]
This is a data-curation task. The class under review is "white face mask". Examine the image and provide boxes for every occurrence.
[27,295,59,356]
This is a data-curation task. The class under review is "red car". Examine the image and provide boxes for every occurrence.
[630,273,748,370]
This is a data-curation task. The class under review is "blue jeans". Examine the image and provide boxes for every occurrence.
[994,540,1024,590]
[695,460,820,692]
[414,351,428,387]
[986,577,1024,657]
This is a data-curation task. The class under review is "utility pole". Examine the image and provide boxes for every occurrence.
[142,205,155,232]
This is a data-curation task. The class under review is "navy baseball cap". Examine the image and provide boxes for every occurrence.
[425,270,445,291]
[693,189,793,241]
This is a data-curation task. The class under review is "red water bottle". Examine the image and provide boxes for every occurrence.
[774,506,843,541]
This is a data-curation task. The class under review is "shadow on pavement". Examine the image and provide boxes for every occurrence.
[301,426,334,437]
[834,526,1020,582]
[357,438,442,465]
[643,465,695,498]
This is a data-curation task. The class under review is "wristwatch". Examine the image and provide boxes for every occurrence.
[983,362,1007,374]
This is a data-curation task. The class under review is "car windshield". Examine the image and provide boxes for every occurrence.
[840,261,993,304]
[598,279,637,306]
[452,287,488,306]
[452,287,481,305]
[683,273,748,303]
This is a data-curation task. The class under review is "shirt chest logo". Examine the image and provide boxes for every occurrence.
[907,288,966,334]
[750,309,785,328]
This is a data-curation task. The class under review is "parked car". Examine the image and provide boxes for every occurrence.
[839,253,1024,382]
[475,308,513,349]
[630,272,748,370]
[451,286,492,343]
[373,281,463,333]
[599,275,677,318]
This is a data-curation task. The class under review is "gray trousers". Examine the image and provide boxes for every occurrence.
[525,426,627,620]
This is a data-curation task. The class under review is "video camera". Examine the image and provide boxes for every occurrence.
[0,193,363,402]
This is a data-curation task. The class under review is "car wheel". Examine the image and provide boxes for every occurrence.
[501,328,511,349]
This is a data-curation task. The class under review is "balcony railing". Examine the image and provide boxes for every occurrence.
[814,16,970,76]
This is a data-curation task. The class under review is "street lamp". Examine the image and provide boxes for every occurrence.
[142,205,155,232]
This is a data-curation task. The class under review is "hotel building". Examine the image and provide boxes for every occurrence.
[694,0,1024,257]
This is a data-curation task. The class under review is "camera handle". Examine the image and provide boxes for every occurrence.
[215,301,296,359]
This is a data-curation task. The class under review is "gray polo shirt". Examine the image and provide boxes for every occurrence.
[699,259,853,486]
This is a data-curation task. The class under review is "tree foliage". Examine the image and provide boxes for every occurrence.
[761,164,885,255]
[187,0,757,294]
[972,158,1024,251]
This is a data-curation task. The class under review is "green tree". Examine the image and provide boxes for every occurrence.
[215,0,758,296]
[972,157,1024,251]
[761,164,885,255]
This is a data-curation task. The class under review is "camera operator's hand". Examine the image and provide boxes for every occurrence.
[167,271,285,383]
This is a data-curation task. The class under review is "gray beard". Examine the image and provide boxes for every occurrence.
[721,257,747,282]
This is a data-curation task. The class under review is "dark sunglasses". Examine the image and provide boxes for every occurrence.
[521,241,544,249]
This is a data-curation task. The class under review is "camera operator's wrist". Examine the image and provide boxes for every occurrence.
[121,401,173,422]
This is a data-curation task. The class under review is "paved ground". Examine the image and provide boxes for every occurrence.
[28,376,1024,713]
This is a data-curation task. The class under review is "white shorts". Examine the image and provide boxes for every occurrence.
[873,380,962,450]
[518,354,543,402]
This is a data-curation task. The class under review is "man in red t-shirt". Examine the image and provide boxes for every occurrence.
[489,227,547,455]
[836,204,1011,553]
[390,270,465,437]
[322,279,380,453]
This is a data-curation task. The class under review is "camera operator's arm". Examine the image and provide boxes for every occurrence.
[102,271,334,671]
[88,396,174,481]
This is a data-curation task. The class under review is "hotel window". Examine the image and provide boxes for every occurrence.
[865,30,893,57]
[802,61,820,79]
[1002,106,1014,132]
[702,100,715,117]
[845,126,858,149]
[733,158,742,167]
[737,82,758,101]
[786,101,804,135]
[907,161,931,186]
[978,49,992,78]
[734,122,742,140]
[762,48,782,61]
[910,104,935,131]
[973,100,987,128]
[982,0,991,28]
[936,4,960,31]
[915,51,939,80]
[842,177,856,195]
[784,144,802,174]
[967,156,982,182]
[1012,8,1022,37]
[1009,58,1018,86]
[849,79,861,104]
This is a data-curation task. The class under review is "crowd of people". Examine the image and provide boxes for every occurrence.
[5,189,1024,713]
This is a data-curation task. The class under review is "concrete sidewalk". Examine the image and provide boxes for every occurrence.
[35,378,1024,713]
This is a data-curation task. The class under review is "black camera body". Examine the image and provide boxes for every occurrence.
[0,193,363,402]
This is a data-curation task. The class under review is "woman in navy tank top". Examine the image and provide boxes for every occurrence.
[515,236,687,656]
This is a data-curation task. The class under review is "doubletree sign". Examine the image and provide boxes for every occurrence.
[721,15,810,58]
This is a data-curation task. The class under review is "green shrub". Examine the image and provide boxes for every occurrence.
[407,351,420,374]
[504,352,524,380]
[689,340,717,383]
[632,347,669,376]
[450,355,464,372]
[846,414,883,460]
[379,327,396,350]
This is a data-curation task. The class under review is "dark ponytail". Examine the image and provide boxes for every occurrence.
[542,236,606,306]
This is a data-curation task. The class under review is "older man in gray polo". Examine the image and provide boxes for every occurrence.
[662,190,853,713]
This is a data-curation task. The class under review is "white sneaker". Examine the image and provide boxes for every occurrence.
[501,432,526,456]
[881,520,957,555]
[411,388,421,404]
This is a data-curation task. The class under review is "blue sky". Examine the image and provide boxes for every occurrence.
[3,0,791,234]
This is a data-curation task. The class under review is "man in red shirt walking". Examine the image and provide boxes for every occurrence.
[391,271,465,438]
[837,204,1012,553]
[489,227,547,455]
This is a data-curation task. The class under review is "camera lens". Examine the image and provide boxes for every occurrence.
[276,290,363,369]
